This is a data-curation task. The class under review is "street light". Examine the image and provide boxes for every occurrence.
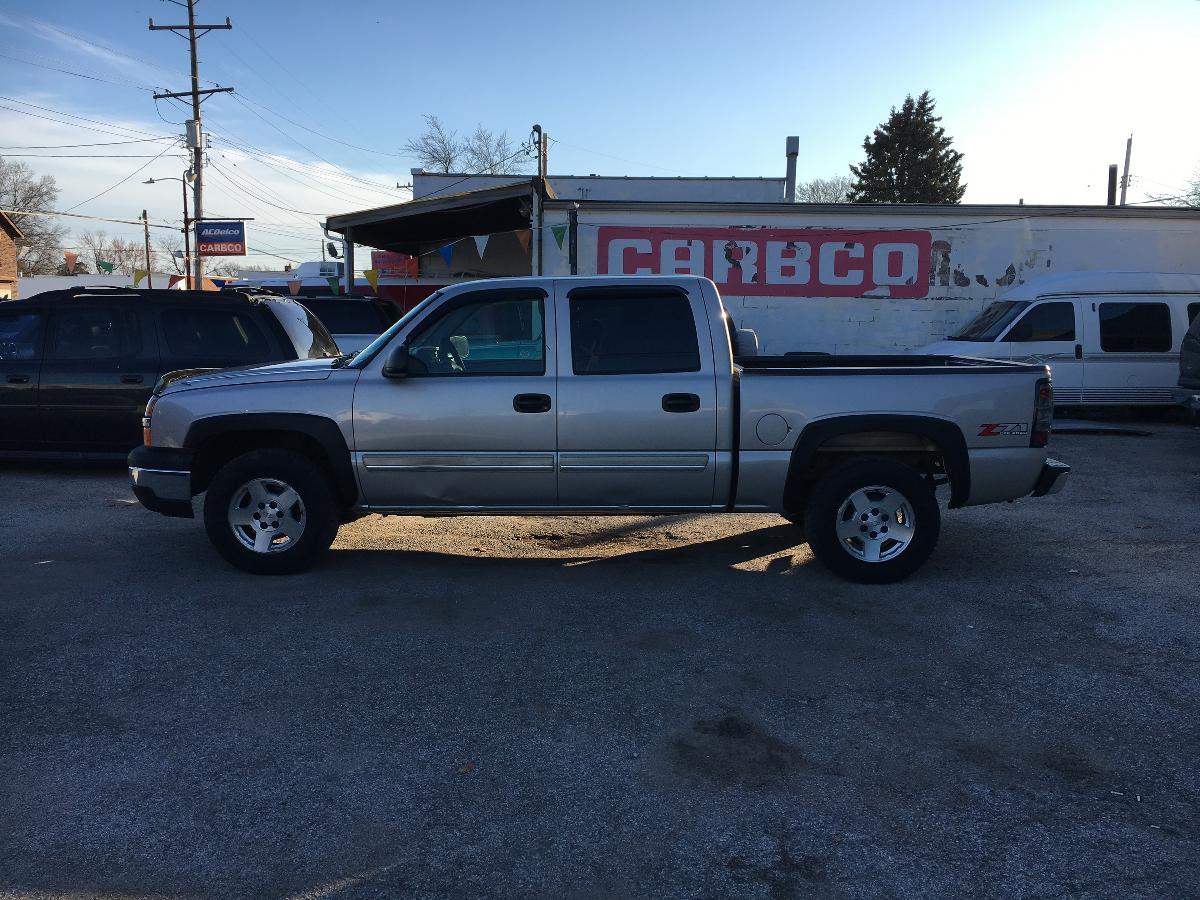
[145,170,196,286]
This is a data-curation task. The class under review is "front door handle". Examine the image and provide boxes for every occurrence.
[662,392,701,413]
[1074,343,1083,360]
[513,393,552,413]
[6,374,30,384]
[120,374,144,384]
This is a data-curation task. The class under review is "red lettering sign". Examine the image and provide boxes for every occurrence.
[596,226,932,298]
[197,240,247,256]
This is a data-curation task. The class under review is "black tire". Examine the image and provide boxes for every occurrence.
[803,457,940,584]
[203,448,340,575]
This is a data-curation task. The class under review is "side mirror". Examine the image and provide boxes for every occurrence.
[382,344,409,379]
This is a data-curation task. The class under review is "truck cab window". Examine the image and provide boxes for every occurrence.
[569,291,700,375]
[407,293,545,376]
[1005,302,1075,342]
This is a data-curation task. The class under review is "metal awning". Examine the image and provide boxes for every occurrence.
[325,181,537,254]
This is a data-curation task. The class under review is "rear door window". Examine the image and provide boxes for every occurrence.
[1005,302,1075,342]
[0,311,45,361]
[161,307,272,361]
[51,308,139,359]
[297,298,388,334]
[1097,302,1172,352]
[1187,302,1200,326]
[569,290,701,375]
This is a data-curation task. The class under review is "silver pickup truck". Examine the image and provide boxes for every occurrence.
[129,276,1068,583]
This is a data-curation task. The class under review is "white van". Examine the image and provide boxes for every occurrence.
[923,272,1200,405]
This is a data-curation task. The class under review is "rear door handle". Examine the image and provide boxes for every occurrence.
[662,392,701,413]
[6,374,30,384]
[513,393,552,413]
[1074,344,1083,360]
[120,374,144,384]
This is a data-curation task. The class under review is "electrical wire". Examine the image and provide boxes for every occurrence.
[0,51,157,92]
[63,142,184,213]
[0,207,179,229]
[0,95,169,139]
[0,137,178,149]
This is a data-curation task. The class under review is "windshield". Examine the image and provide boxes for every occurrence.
[949,300,1029,341]
[349,293,443,367]
[266,299,341,358]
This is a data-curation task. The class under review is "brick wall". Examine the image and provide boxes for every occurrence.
[0,217,18,299]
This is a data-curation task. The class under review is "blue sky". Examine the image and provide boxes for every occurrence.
[1,0,1197,266]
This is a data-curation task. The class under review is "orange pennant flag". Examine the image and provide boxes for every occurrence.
[515,229,531,253]
[64,250,78,274]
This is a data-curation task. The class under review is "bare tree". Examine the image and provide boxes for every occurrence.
[77,230,149,275]
[403,115,530,174]
[155,234,186,274]
[0,156,69,275]
[462,124,521,174]
[403,115,461,173]
[795,175,853,203]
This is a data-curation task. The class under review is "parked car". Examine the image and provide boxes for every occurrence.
[922,272,1200,406]
[291,294,397,354]
[0,286,339,455]
[130,275,1067,584]
[1178,305,1200,414]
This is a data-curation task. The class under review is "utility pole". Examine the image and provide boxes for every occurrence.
[1119,134,1133,206]
[181,176,192,281]
[1107,164,1119,206]
[150,1,232,289]
[141,210,154,288]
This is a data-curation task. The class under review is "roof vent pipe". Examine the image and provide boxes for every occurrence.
[785,136,799,201]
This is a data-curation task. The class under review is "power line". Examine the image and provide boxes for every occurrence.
[0,153,182,158]
[63,143,184,213]
[0,51,157,92]
[0,137,178,149]
[0,96,170,140]
[0,207,179,229]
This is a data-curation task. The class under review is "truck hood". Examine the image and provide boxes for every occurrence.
[920,339,999,357]
[160,357,340,394]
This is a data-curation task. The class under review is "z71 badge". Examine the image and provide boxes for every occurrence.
[978,423,1030,437]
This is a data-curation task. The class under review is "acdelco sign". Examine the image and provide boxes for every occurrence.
[196,220,247,257]
[597,226,932,298]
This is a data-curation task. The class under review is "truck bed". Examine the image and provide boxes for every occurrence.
[738,354,1043,374]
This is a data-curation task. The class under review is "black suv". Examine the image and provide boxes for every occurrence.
[0,286,340,455]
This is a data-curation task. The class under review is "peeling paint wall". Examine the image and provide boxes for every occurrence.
[542,206,1200,353]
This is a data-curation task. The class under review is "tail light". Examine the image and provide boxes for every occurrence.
[142,393,159,446]
[1031,377,1052,448]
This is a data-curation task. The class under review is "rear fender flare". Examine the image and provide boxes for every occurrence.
[784,414,970,509]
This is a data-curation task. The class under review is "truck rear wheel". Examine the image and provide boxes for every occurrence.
[803,457,940,584]
[203,448,340,575]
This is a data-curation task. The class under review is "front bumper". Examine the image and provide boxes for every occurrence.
[128,445,195,518]
[1174,387,1200,411]
[1031,458,1070,498]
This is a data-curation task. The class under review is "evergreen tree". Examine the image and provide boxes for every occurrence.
[848,91,966,203]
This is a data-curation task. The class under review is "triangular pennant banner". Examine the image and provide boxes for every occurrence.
[364,269,379,290]
[167,274,183,289]
[438,244,454,268]
[551,225,567,250]
[288,280,302,295]
[515,229,531,253]
[97,259,115,274]
[133,268,148,287]
[472,234,489,259]
[326,276,340,294]
[64,251,78,274]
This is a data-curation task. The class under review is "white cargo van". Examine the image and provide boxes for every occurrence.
[923,272,1200,405]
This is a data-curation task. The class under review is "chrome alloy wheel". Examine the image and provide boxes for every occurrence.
[834,485,916,563]
[227,478,306,554]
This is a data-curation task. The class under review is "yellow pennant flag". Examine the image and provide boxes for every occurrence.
[133,269,148,287]
[363,268,379,290]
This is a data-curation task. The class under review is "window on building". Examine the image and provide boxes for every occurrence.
[407,292,545,375]
[0,312,44,361]
[162,308,271,361]
[52,308,139,360]
[569,289,701,375]
[1098,302,1172,353]
[1005,302,1076,342]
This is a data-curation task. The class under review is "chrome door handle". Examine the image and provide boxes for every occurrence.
[120,374,144,384]
[6,374,30,384]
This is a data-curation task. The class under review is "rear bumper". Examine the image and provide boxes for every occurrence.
[1031,458,1070,498]
[128,446,194,518]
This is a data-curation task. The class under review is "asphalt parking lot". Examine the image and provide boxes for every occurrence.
[2,423,1199,899]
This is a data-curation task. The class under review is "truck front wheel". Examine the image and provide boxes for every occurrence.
[803,458,940,584]
[203,448,340,575]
